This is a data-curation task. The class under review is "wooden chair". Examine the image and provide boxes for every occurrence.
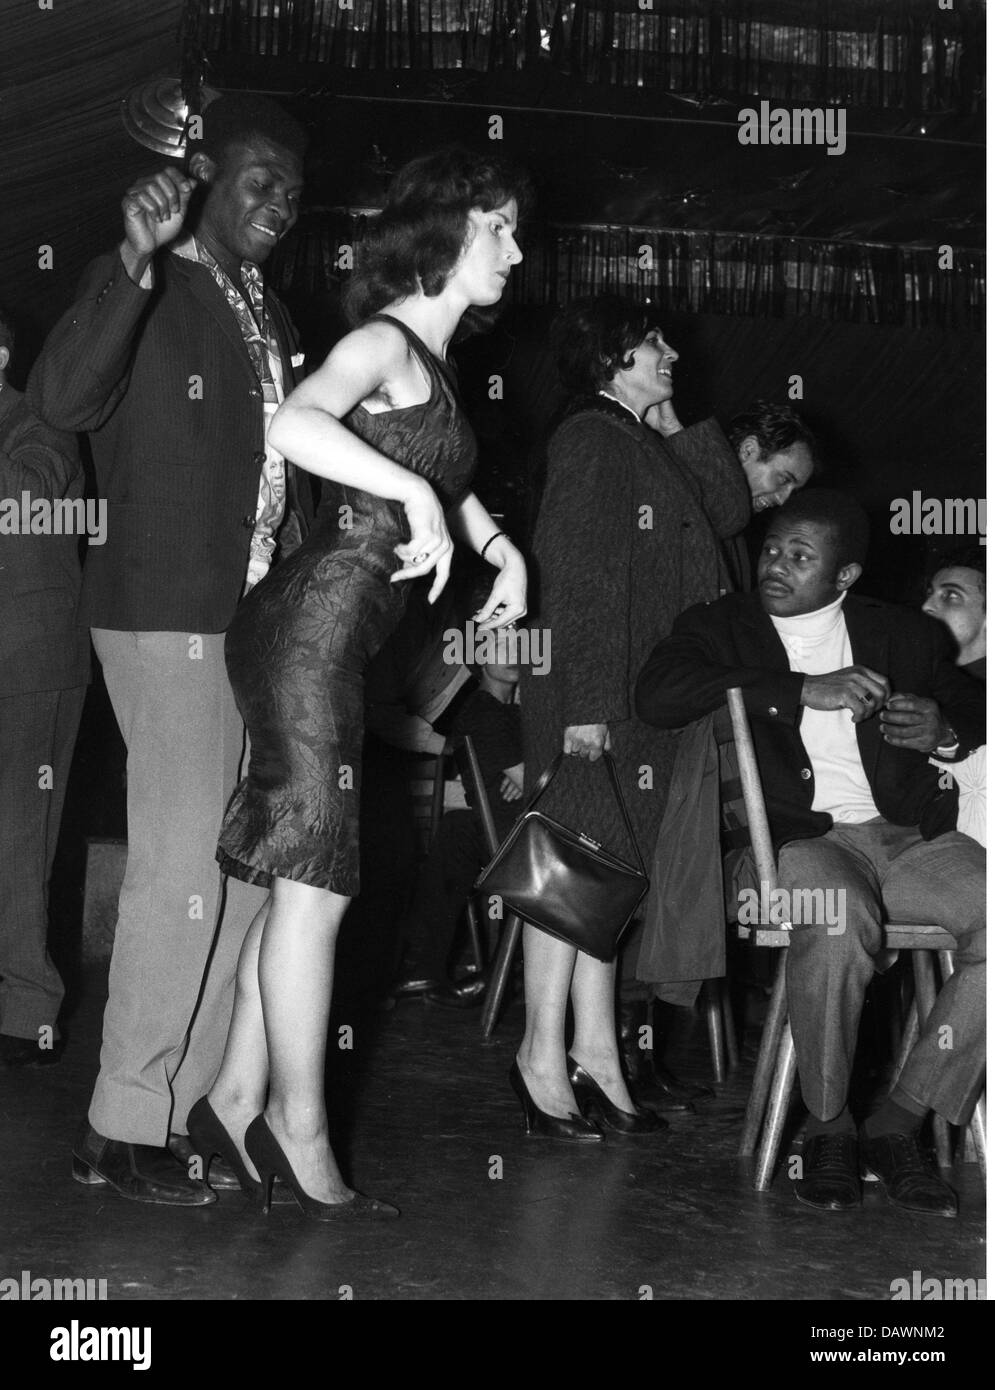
[452,736,524,1036]
[725,686,986,1191]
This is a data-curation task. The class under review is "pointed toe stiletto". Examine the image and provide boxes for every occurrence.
[243,1115,400,1220]
[509,1060,603,1142]
[566,1057,668,1136]
[187,1096,262,1196]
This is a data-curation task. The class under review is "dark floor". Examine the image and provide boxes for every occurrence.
[0,964,984,1303]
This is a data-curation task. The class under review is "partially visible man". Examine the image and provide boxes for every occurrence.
[922,547,985,679]
[636,489,985,1218]
[29,95,310,1204]
[724,400,818,591]
[923,546,985,844]
[0,306,90,1067]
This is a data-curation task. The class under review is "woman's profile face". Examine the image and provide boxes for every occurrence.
[611,327,679,408]
[447,199,523,307]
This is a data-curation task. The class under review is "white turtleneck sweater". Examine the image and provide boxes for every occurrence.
[769,595,879,824]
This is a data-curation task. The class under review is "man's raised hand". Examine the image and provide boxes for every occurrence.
[800,665,891,723]
[120,168,196,280]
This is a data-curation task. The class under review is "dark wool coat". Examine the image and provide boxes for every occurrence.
[519,396,751,866]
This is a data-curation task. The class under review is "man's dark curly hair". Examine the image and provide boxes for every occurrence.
[727,399,819,468]
[550,295,655,396]
[345,146,532,325]
[927,545,986,594]
[768,487,870,569]
[196,93,308,169]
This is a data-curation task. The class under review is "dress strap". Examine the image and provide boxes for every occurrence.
[366,313,456,390]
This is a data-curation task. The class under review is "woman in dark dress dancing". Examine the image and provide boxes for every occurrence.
[188,149,529,1219]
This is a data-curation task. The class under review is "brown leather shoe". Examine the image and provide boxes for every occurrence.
[71,1124,216,1206]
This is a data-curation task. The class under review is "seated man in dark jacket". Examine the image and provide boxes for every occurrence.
[635,489,985,1218]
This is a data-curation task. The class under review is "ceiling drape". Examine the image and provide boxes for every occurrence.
[0,0,185,369]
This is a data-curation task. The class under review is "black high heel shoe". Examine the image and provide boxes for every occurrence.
[244,1115,400,1220]
[509,1060,603,1142]
[187,1096,261,1195]
[567,1057,668,1135]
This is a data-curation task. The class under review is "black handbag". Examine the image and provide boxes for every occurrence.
[474,751,649,962]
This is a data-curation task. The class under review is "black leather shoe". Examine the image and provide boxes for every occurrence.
[0,1032,64,1067]
[795,1134,861,1211]
[619,1003,695,1111]
[567,1057,668,1136]
[425,977,487,1009]
[860,1131,958,1218]
[71,1124,216,1206]
[509,1061,603,1142]
[168,1131,242,1192]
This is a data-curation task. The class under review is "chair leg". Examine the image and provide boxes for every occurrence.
[889,990,921,1088]
[739,950,788,1158]
[703,979,725,1084]
[465,899,487,975]
[909,950,952,1168]
[755,1021,796,1191]
[721,980,739,1072]
[968,1093,986,1180]
[480,911,523,1040]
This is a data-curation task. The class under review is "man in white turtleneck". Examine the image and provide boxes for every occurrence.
[636,489,985,1220]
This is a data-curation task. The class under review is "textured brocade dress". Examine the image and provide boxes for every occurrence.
[217,315,477,895]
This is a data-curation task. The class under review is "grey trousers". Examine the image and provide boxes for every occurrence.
[89,630,266,1145]
[774,819,986,1127]
[0,685,86,1039]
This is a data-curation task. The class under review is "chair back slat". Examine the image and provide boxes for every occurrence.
[455,735,501,857]
[726,688,779,897]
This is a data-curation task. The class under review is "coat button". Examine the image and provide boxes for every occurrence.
[767,705,779,716]
[800,768,812,780]
[249,386,262,399]
[252,450,266,465]
[241,514,255,529]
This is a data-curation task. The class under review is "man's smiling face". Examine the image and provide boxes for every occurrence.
[197,136,303,266]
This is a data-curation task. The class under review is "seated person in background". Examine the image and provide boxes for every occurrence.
[922,547,985,845]
[395,644,523,1008]
[635,489,985,1218]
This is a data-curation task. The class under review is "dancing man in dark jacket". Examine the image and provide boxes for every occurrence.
[28,95,311,1205]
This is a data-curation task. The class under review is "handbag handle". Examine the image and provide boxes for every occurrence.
[520,751,647,876]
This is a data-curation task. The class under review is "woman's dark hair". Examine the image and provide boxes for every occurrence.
[769,487,870,569]
[345,146,532,324]
[550,295,654,395]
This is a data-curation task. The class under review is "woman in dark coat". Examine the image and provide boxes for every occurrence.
[514,295,750,1137]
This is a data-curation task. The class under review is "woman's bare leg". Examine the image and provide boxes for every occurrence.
[207,896,271,1178]
[569,953,639,1113]
[516,924,579,1117]
[258,876,351,1203]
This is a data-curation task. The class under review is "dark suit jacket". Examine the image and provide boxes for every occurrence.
[635,591,985,848]
[0,386,91,696]
[27,246,311,633]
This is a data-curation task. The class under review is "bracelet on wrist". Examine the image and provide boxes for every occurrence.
[480,530,508,562]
